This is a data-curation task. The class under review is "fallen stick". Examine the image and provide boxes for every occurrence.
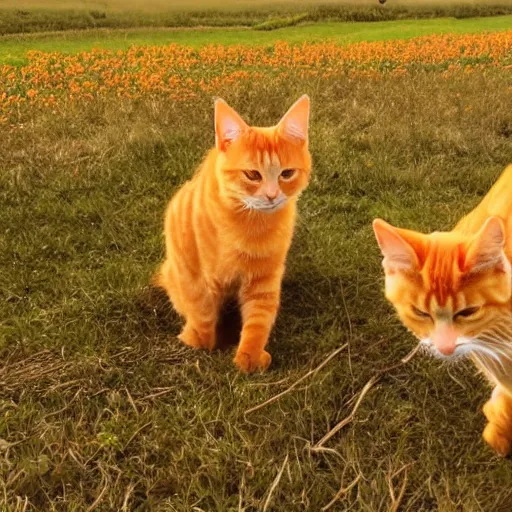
[312,344,421,449]
[321,473,362,511]
[262,454,289,512]
[86,464,109,512]
[388,464,411,512]
[245,344,348,416]
[123,422,152,450]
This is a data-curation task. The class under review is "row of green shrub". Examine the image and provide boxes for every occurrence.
[2,3,512,36]
[254,4,512,30]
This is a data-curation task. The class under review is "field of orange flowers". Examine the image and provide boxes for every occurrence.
[1,31,511,124]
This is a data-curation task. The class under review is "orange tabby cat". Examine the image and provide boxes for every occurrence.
[373,164,512,455]
[155,96,311,373]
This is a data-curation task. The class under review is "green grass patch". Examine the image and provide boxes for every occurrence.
[253,13,310,31]
[2,15,512,66]
[1,65,512,509]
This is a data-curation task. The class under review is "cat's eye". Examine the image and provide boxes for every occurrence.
[244,170,262,181]
[454,306,481,319]
[412,306,432,320]
[280,169,296,180]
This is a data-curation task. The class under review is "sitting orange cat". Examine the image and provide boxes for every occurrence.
[155,96,311,372]
[373,164,512,455]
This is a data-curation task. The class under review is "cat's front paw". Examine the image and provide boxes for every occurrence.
[233,349,272,373]
[483,422,512,457]
[482,392,512,457]
[178,324,215,351]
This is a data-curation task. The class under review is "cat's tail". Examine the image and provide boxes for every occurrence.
[151,265,165,289]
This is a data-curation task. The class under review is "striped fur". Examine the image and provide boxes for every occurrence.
[155,96,311,372]
[373,164,512,455]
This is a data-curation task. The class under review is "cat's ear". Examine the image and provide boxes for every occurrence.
[465,216,506,273]
[214,98,248,151]
[277,94,310,145]
[373,219,420,272]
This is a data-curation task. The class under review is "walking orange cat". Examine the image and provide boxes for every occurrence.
[373,164,512,455]
[155,96,311,372]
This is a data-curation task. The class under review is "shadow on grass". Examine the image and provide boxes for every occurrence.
[137,266,341,371]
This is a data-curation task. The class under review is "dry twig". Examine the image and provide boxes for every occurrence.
[0,350,71,393]
[321,473,362,511]
[86,464,110,512]
[245,344,348,415]
[238,472,246,512]
[262,454,289,512]
[387,464,410,512]
[312,344,420,449]
[138,387,174,401]
[123,421,152,450]
[122,482,136,512]
[124,387,139,416]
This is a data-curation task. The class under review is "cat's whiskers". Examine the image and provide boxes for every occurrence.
[469,343,508,372]
[465,318,512,374]
[420,331,512,372]
[241,195,288,213]
[484,321,512,344]
[479,318,512,347]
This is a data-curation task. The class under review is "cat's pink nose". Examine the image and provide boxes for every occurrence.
[432,324,458,355]
[264,183,280,201]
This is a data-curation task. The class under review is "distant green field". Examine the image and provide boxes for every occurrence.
[2,15,512,66]
[2,0,512,39]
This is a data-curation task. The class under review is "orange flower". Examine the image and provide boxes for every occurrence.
[0,31,510,121]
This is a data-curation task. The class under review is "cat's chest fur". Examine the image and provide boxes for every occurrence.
[204,219,293,291]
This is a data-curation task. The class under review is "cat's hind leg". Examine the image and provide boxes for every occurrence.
[178,282,220,350]
[482,386,512,456]
[176,278,220,352]
[178,306,217,352]
[156,259,220,351]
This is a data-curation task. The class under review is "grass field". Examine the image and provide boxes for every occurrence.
[2,15,512,66]
[2,14,512,512]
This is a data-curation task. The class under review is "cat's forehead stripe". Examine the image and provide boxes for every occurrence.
[424,240,463,307]
[260,150,281,170]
